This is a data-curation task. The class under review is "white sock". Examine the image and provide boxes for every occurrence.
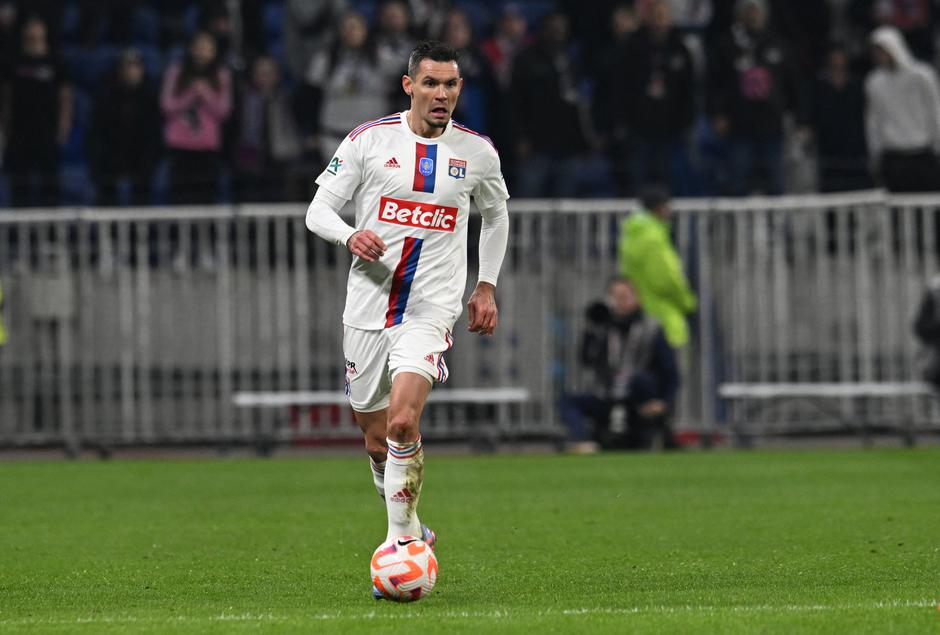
[384,436,424,540]
[370,457,386,500]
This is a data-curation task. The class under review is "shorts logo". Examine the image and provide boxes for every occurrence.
[448,158,467,179]
[424,354,434,363]
[418,157,434,176]
[378,196,458,232]
[384,157,400,168]
[327,156,343,175]
[345,359,357,375]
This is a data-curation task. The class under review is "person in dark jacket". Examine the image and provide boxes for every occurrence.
[706,0,803,195]
[614,0,694,195]
[2,16,71,207]
[560,277,681,452]
[233,55,301,202]
[810,45,871,192]
[510,12,591,197]
[88,48,162,206]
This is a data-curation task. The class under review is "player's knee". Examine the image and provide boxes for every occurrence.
[387,409,419,442]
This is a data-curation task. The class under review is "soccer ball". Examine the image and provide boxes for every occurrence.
[370,536,438,602]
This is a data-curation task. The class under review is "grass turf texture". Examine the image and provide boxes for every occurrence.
[1,449,939,633]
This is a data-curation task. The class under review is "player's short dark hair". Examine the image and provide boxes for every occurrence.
[639,184,671,212]
[407,40,460,77]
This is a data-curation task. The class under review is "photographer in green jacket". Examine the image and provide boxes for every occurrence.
[618,186,697,348]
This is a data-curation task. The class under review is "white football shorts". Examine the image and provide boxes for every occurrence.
[343,319,454,412]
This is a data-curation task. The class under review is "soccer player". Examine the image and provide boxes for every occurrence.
[304,40,509,594]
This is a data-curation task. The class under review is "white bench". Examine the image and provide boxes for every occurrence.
[233,387,532,452]
[233,387,531,408]
[718,382,936,446]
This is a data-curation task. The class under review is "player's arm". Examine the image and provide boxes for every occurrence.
[305,188,386,261]
[307,134,385,261]
[467,199,508,336]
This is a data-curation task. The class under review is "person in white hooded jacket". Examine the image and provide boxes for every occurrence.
[865,26,940,191]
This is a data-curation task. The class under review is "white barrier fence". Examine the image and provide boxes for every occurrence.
[0,191,938,452]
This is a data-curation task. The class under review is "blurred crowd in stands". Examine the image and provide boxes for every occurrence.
[1,0,940,207]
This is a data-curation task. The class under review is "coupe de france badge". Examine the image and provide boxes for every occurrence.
[327,156,343,175]
[448,158,467,179]
[419,157,435,176]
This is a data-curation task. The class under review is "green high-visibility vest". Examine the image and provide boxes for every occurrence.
[618,210,697,347]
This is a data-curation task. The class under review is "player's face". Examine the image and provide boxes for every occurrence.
[403,60,462,131]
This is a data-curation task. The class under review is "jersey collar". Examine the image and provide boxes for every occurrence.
[400,110,454,143]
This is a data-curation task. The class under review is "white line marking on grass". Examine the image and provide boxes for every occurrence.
[0,599,935,627]
[559,599,937,617]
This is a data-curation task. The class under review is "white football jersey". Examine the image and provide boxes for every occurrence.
[315,111,509,330]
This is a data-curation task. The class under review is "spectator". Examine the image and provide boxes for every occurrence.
[810,45,870,192]
[481,4,529,89]
[510,12,591,197]
[88,48,162,206]
[284,0,349,82]
[375,0,417,112]
[298,11,387,162]
[406,0,452,39]
[441,7,490,131]
[559,277,680,452]
[0,2,18,61]
[376,0,417,77]
[618,186,697,348]
[594,4,638,194]
[559,0,622,74]
[199,0,267,73]
[480,4,530,163]
[707,0,804,195]
[2,16,71,207]
[769,0,830,75]
[865,26,940,192]
[160,30,232,205]
[234,56,302,202]
[914,274,940,391]
[614,0,694,195]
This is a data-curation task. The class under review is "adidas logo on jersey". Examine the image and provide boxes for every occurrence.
[389,487,413,503]
[379,196,458,233]
[384,157,401,168]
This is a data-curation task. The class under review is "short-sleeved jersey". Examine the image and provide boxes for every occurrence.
[315,111,509,330]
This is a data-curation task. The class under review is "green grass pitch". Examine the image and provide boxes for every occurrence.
[1,448,939,633]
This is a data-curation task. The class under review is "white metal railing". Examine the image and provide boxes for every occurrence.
[1,190,938,451]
